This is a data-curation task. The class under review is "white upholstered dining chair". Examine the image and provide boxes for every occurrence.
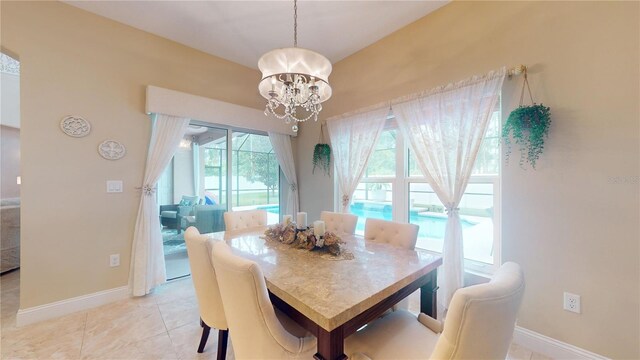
[364,218,419,250]
[346,262,526,360]
[211,241,317,359]
[223,209,268,231]
[183,227,229,359]
[364,218,419,311]
[321,211,358,235]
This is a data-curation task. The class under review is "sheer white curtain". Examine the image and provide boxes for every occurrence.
[192,141,200,198]
[326,108,388,213]
[394,67,506,307]
[268,132,298,217]
[131,113,190,296]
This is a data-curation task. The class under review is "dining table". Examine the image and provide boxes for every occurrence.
[206,227,443,360]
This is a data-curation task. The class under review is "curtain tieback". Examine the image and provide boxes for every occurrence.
[290,183,297,192]
[445,205,460,214]
[342,195,350,207]
[138,184,157,196]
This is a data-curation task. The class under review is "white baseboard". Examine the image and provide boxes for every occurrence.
[513,326,609,360]
[16,286,129,327]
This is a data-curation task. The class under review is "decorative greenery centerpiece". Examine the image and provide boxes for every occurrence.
[263,223,344,256]
[312,123,331,176]
[502,67,552,169]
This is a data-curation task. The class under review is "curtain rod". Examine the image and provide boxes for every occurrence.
[326,65,527,122]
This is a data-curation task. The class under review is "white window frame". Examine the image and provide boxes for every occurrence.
[334,109,502,276]
[404,175,501,275]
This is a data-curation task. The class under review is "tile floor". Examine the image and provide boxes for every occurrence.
[1,270,548,359]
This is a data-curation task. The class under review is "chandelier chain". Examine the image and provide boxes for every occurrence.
[293,0,298,47]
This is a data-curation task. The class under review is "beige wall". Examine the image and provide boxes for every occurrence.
[297,2,639,358]
[1,1,263,309]
[1,125,20,199]
[3,1,639,357]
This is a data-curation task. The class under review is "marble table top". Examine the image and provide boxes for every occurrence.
[207,227,442,331]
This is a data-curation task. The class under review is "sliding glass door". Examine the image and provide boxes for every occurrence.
[231,132,280,224]
[158,124,281,279]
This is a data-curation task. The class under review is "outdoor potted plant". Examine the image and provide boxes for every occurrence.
[502,68,551,169]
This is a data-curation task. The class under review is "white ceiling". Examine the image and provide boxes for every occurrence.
[65,1,448,69]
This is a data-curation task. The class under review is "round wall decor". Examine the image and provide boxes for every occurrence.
[60,116,91,137]
[98,140,126,160]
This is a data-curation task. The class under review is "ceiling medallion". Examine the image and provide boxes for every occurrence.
[98,140,126,160]
[60,115,91,138]
[258,0,332,133]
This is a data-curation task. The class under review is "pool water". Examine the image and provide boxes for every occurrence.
[349,203,476,239]
[258,205,280,214]
[258,203,476,240]
[259,203,493,264]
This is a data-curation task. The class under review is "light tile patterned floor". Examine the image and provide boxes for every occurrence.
[1,270,548,359]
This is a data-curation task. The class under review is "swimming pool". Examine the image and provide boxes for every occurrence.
[258,204,280,214]
[258,203,492,264]
[258,203,476,240]
[349,203,476,239]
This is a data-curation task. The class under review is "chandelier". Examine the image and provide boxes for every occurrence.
[258,0,332,133]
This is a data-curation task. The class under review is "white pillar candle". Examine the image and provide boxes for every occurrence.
[296,212,307,228]
[313,220,325,237]
[283,215,293,225]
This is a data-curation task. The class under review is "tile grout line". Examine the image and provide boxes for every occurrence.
[154,301,181,359]
[78,312,89,359]
[161,308,182,360]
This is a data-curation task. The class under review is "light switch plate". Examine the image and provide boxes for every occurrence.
[106,180,123,193]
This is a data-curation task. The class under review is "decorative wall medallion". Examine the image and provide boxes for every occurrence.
[60,116,91,137]
[98,140,126,160]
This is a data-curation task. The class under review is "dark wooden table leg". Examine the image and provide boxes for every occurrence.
[314,325,347,360]
[420,268,438,318]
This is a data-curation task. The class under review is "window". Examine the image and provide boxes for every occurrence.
[351,129,396,235]
[343,105,501,275]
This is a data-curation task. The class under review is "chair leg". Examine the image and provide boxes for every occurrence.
[217,329,229,360]
[197,323,211,353]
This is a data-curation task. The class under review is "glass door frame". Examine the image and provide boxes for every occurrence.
[190,120,280,216]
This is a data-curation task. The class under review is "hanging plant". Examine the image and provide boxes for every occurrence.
[502,68,551,169]
[313,123,331,176]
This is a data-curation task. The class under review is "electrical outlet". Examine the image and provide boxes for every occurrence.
[109,254,120,267]
[563,292,581,314]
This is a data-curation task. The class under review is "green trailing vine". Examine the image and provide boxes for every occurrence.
[502,104,551,169]
[313,123,331,176]
[502,68,551,169]
[313,144,331,175]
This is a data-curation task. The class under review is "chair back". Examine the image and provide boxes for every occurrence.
[321,211,358,235]
[364,218,418,250]
[430,262,525,360]
[223,209,268,231]
[211,241,311,359]
[183,227,227,330]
